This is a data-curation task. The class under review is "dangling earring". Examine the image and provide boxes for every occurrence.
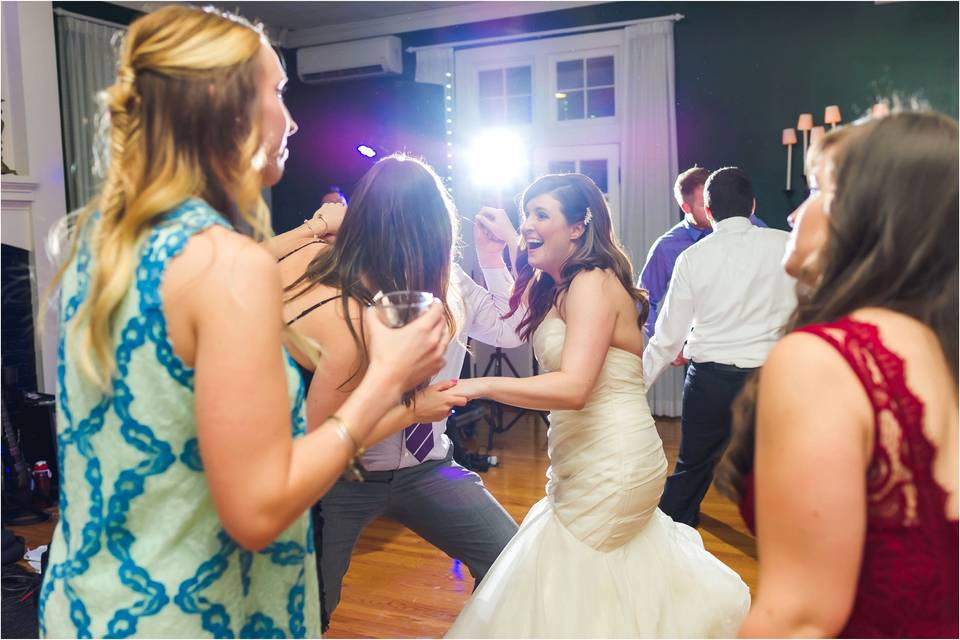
[251,146,267,171]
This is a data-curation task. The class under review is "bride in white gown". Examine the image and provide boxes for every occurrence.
[449,174,750,638]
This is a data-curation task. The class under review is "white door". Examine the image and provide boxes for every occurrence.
[533,144,621,235]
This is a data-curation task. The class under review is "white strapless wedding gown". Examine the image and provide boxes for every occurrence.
[447,318,750,638]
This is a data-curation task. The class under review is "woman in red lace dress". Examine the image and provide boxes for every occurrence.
[716,111,958,637]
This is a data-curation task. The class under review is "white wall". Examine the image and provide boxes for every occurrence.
[1,1,68,393]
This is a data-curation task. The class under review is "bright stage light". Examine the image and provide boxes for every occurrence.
[465,129,529,187]
[357,144,377,158]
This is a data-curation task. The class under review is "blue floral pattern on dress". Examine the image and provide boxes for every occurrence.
[39,200,320,638]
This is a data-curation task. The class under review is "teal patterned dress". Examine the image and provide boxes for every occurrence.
[39,200,321,638]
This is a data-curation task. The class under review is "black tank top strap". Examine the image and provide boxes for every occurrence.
[286,294,341,326]
[295,360,315,393]
[278,240,324,263]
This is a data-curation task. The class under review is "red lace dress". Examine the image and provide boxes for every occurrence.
[739,317,959,638]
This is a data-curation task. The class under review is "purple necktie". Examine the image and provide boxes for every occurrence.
[404,423,434,462]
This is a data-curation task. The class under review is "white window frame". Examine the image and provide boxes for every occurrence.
[459,55,536,137]
[548,46,619,127]
[455,31,623,148]
[475,63,535,127]
[453,30,625,251]
[533,143,621,235]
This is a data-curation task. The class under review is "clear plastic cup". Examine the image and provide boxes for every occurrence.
[373,291,434,328]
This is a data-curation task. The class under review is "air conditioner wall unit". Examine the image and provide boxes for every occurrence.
[296,36,403,84]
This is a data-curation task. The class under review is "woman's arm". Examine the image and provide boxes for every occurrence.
[179,230,445,550]
[476,207,520,276]
[263,202,346,260]
[738,332,873,638]
[455,269,618,411]
[455,264,525,350]
[358,380,467,447]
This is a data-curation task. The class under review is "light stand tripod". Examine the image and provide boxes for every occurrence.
[478,345,549,449]
[483,347,550,451]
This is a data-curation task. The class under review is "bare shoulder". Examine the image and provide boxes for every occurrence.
[287,285,365,377]
[760,331,873,428]
[172,225,276,280]
[163,226,283,367]
[165,226,279,289]
[166,225,282,314]
[763,331,851,382]
[569,267,620,294]
[571,268,634,306]
[563,269,637,328]
[278,242,327,287]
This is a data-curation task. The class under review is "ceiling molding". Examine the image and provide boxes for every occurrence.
[281,1,608,49]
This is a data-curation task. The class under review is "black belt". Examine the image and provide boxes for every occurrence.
[690,361,758,373]
[356,468,398,483]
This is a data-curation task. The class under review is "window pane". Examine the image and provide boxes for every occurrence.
[478,70,504,98]
[548,161,576,175]
[587,87,615,118]
[586,56,614,87]
[479,98,505,125]
[506,96,532,124]
[557,90,585,121]
[505,66,531,96]
[580,159,608,193]
[556,59,583,90]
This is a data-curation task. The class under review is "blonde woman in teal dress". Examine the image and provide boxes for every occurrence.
[40,6,447,638]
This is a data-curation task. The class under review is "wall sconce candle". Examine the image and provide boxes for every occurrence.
[782,128,797,191]
[824,105,841,130]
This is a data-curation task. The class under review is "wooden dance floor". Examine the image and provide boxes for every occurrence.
[327,412,757,639]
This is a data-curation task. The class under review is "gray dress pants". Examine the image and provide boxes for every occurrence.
[316,452,518,623]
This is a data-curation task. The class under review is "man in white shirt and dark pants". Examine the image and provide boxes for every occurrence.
[643,167,796,527]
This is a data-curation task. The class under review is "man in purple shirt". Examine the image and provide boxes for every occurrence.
[639,166,767,344]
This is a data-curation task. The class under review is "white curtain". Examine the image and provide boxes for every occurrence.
[55,13,124,211]
[621,20,682,417]
[414,47,454,85]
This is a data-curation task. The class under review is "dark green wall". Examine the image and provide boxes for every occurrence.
[83,1,957,232]
[399,1,958,229]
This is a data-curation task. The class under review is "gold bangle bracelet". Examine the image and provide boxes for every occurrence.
[329,414,364,454]
[328,414,367,482]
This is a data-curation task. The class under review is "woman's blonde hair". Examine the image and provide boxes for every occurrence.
[50,6,272,388]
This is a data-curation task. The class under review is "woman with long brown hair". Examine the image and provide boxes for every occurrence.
[719,111,958,637]
[279,153,463,436]
[447,173,749,637]
[277,155,525,629]
[41,7,445,637]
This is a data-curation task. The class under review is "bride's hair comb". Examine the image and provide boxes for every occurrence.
[583,207,594,226]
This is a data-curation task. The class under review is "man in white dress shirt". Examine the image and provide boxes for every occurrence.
[318,209,523,628]
[643,167,796,527]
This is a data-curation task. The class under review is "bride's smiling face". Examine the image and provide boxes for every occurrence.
[521,193,584,278]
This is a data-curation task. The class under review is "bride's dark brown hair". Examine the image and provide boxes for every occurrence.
[715,111,959,501]
[504,173,649,340]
